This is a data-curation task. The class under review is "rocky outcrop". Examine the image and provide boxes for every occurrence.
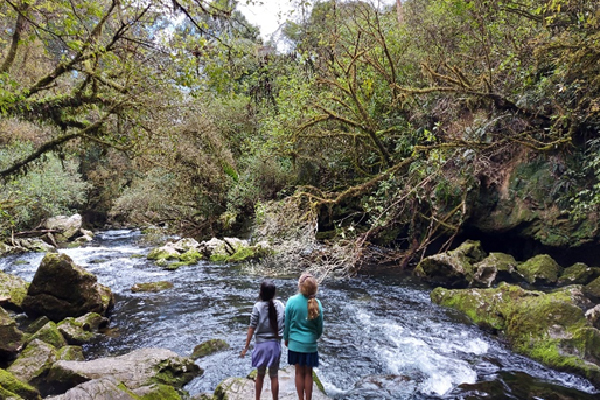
[131,281,173,293]
[46,348,201,395]
[0,369,41,400]
[8,339,58,387]
[516,254,563,286]
[431,284,600,385]
[0,307,23,362]
[0,238,56,257]
[191,339,230,359]
[25,322,66,349]
[558,263,600,286]
[21,253,113,321]
[213,367,330,400]
[42,214,93,244]
[45,378,183,400]
[57,313,109,345]
[0,272,29,311]
[472,253,520,288]
[147,237,272,268]
[468,158,600,247]
[583,277,600,303]
[413,240,486,288]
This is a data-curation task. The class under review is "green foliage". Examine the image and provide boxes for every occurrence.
[0,141,90,236]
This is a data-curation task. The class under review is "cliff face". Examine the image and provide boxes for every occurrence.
[467,151,599,249]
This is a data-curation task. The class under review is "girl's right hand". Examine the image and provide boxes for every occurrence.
[240,349,247,358]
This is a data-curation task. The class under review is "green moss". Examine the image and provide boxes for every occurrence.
[583,277,600,301]
[558,263,600,286]
[191,339,230,359]
[139,385,182,400]
[178,251,202,263]
[432,284,600,384]
[57,345,84,361]
[0,385,23,399]
[312,370,326,394]
[164,261,195,270]
[13,260,29,266]
[131,281,174,293]
[517,254,562,285]
[147,248,178,261]
[0,272,29,309]
[0,369,40,400]
[130,254,145,259]
[28,322,66,349]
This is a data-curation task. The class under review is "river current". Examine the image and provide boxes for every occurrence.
[1,230,599,399]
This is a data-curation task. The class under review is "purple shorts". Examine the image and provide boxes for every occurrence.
[252,341,281,377]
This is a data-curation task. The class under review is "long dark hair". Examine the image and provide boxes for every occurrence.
[259,280,278,336]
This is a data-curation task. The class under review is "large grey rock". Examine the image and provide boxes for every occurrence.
[44,214,83,242]
[21,253,113,321]
[18,238,57,253]
[47,348,201,393]
[46,378,182,400]
[472,253,520,288]
[0,272,29,311]
[516,254,563,286]
[0,369,41,400]
[8,339,57,386]
[0,307,23,361]
[45,377,136,400]
[586,304,600,330]
[214,367,330,400]
[413,240,486,288]
[57,313,108,345]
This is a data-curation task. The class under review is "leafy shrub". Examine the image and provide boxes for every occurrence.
[0,141,91,236]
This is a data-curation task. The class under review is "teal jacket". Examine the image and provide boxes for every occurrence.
[284,294,323,353]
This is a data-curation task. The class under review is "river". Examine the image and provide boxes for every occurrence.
[1,230,599,399]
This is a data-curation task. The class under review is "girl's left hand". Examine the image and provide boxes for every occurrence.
[240,349,247,358]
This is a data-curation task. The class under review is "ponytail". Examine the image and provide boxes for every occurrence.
[259,280,279,336]
[267,299,279,336]
[299,273,320,320]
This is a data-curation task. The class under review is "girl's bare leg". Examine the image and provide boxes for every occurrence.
[256,373,265,400]
[270,375,279,400]
[294,364,305,400]
[304,367,314,400]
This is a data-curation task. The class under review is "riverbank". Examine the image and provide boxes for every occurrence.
[1,230,599,399]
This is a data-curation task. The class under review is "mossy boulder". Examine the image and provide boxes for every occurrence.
[26,322,65,349]
[583,277,600,303]
[0,272,30,311]
[431,284,600,385]
[414,240,486,288]
[8,339,57,387]
[131,281,174,293]
[147,238,205,264]
[558,263,600,287]
[57,313,108,345]
[0,307,23,361]
[0,369,40,400]
[516,254,563,286]
[47,348,201,393]
[191,339,230,359]
[147,246,181,261]
[132,383,183,400]
[57,345,84,361]
[21,253,114,321]
[472,252,520,288]
[214,367,329,400]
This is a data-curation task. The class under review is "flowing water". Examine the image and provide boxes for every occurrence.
[2,230,599,399]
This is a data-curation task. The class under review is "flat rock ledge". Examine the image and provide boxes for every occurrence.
[211,367,330,400]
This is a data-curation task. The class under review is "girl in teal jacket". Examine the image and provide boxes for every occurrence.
[284,273,323,400]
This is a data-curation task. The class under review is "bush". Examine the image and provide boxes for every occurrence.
[0,141,91,236]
